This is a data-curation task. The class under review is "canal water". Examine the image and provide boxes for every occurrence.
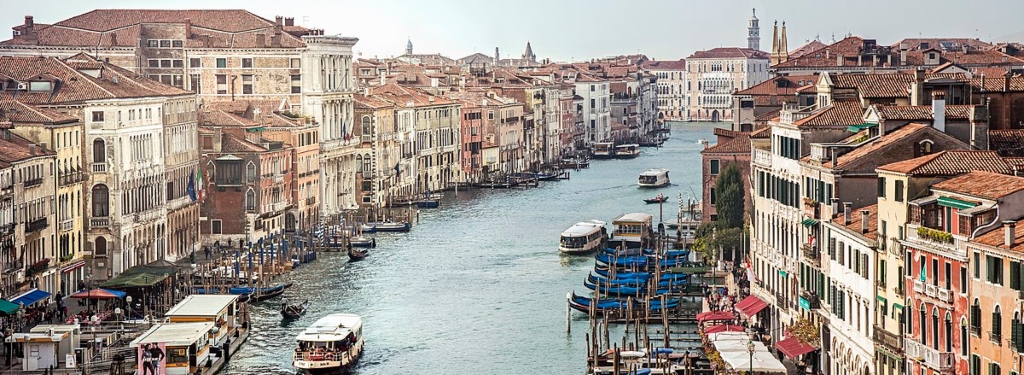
[221,122,719,374]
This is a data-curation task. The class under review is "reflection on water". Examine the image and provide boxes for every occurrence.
[220,122,719,374]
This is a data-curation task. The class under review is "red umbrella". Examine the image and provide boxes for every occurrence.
[69,288,123,299]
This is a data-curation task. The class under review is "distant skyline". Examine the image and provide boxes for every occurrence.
[3,0,1024,62]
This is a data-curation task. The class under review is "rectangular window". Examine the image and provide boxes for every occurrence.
[895,180,905,202]
[290,58,301,68]
[710,159,720,175]
[189,58,201,68]
[710,188,716,205]
[172,59,183,68]
[159,40,171,48]
[216,74,227,95]
[171,40,183,48]
[961,266,968,293]
[216,58,227,68]
[242,74,253,95]
[190,74,201,94]
[91,111,104,122]
[975,252,981,278]
[291,75,301,93]
[877,177,886,198]
[211,220,222,234]
[879,259,887,287]
[147,40,159,48]
[932,259,939,286]
[945,262,951,289]
[160,59,171,68]
[241,58,253,68]
[148,60,159,68]
[1012,261,1021,290]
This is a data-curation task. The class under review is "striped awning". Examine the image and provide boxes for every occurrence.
[937,196,977,210]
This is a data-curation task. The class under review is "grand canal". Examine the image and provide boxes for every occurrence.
[222,122,718,374]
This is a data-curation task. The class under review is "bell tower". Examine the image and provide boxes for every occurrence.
[747,8,760,50]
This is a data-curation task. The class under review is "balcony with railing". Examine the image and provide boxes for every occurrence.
[0,224,12,236]
[905,223,966,258]
[799,290,820,310]
[25,217,47,233]
[273,174,284,184]
[779,104,817,124]
[361,134,372,143]
[306,197,316,206]
[92,163,107,173]
[801,243,821,268]
[937,287,953,303]
[905,338,954,371]
[134,209,162,223]
[912,278,924,293]
[925,284,937,298]
[90,217,110,228]
[59,219,73,232]
[23,178,43,188]
[273,201,288,213]
[873,325,904,354]
[753,148,773,168]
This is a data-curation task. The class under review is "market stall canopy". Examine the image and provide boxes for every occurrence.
[69,288,127,299]
[696,310,736,323]
[100,259,178,289]
[0,299,19,315]
[709,331,787,373]
[735,295,769,318]
[10,288,51,307]
[704,324,746,334]
[776,336,817,358]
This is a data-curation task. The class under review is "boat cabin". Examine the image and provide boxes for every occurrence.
[130,322,215,375]
[164,294,242,347]
[559,220,608,254]
[293,314,365,371]
[611,213,654,247]
[638,168,670,187]
[592,142,615,158]
[614,144,640,159]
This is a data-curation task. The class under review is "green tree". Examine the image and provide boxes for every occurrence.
[714,163,744,230]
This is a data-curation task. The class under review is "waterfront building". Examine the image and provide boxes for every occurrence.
[0,141,12,297]
[3,100,84,297]
[1,9,361,228]
[0,129,57,297]
[700,130,754,224]
[685,48,769,122]
[820,204,878,375]
[353,93,399,209]
[968,217,1024,375]
[874,151,1014,375]
[197,103,296,245]
[642,59,687,121]
[0,55,197,283]
[575,74,611,144]
[731,75,817,132]
[901,171,1024,375]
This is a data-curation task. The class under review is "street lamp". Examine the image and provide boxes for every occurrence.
[747,340,755,375]
[125,296,133,322]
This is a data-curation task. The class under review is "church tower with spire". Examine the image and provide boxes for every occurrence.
[522,41,536,62]
[405,38,413,55]
[747,8,760,50]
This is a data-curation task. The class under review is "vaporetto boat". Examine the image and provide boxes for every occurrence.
[637,168,670,188]
[559,220,608,255]
[293,313,364,374]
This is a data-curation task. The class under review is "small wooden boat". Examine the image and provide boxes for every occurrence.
[361,221,410,232]
[415,198,440,208]
[281,299,310,319]
[643,194,668,204]
[348,248,369,261]
[231,282,293,302]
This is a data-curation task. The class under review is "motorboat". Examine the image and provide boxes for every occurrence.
[361,221,411,233]
[592,142,615,159]
[293,314,364,373]
[559,220,608,255]
[610,213,654,248]
[638,169,670,188]
[614,144,640,159]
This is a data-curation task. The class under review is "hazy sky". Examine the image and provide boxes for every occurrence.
[4,0,1024,62]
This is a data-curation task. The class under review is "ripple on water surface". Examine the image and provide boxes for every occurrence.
[220,122,718,374]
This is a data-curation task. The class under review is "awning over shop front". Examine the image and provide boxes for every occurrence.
[704,324,746,334]
[10,288,51,307]
[776,336,817,359]
[696,310,736,323]
[0,299,19,315]
[937,196,977,210]
[735,295,769,318]
[801,218,819,227]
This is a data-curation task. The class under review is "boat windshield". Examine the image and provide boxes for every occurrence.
[639,175,659,184]
[560,235,588,248]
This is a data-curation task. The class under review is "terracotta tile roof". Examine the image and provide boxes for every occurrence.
[931,170,1024,200]
[832,203,878,240]
[368,83,453,107]
[2,10,307,48]
[876,150,1011,175]
[0,98,77,124]
[0,132,55,164]
[891,38,992,51]
[641,59,687,70]
[793,101,864,128]
[825,123,968,169]
[772,36,890,69]
[1003,157,1024,170]
[972,217,1024,251]
[795,84,816,94]
[735,75,817,96]
[354,94,395,109]
[968,75,1024,92]
[788,40,828,59]
[702,133,751,154]
[989,130,1024,156]
[830,73,915,98]
[0,54,190,104]
[220,133,265,153]
[750,125,772,138]
[754,109,781,123]
[687,47,768,60]
[875,104,977,121]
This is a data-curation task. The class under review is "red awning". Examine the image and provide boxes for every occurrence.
[776,336,816,359]
[704,324,746,334]
[696,310,736,323]
[735,295,769,318]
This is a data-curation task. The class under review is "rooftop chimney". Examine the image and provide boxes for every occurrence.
[275,16,283,26]
[24,15,33,29]
[860,209,870,234]
[184,18,192,38]
[932,91,946,132]
[843,202,852,225]
[284,17,294,27]
[831,198,840,218]
[28,144,36,156]
[1005,221,1017,247]
[109,33,117,47]
[836,53,843,67]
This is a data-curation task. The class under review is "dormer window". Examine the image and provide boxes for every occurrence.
[929,53,937,60]
[918,140,934,156]
[28,81,51,92]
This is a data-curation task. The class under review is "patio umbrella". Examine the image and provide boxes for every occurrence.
[69,288,126,299]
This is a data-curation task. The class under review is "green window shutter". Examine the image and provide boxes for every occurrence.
[1013,320,1024,352]
[1013,262,1021,290]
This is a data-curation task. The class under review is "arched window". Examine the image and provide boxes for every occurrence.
[94,237,107,256]
[245,189,255,212]
[361,115,372,137]
[993,306,1003,342]
[945,312,953,352]
[960,318,968,356]
[932,308,939,350]
[92,184,109,217]
[919,140,934,156]
[355,155,363,173]
[93,138,105,164]
[920,303,927,341]
[972,298,982,331]
[363,154,371,173]
[246,162,257,183]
